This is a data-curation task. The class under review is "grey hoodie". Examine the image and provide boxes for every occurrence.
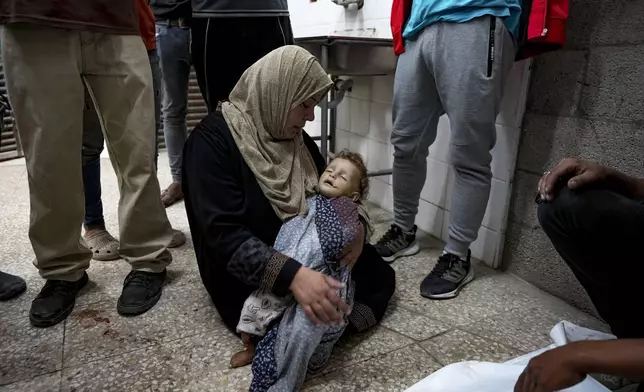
[192,0,289,17]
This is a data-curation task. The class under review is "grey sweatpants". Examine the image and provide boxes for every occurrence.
[392,15,515,257]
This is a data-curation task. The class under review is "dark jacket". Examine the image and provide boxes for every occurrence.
[0,0,138,34]
[149,0,192,20]
[192,0,289,18]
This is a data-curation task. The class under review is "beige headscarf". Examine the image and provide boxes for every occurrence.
[222,46,333,220]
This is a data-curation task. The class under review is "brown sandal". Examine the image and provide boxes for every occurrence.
[84,229,120,261]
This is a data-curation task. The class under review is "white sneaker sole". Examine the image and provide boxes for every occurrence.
[382,241,420,263]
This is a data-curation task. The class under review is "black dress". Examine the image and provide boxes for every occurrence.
[182,112,396,333]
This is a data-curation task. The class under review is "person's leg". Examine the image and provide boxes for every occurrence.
[0,271,27,301]
[156,23,191,206]
[373,25,444,263]
[420,16,516,299]
[193,15,294,111]
[81,88,120,261]
[538,186,644,339]
[83,32,173,316]
[148,48,162,170]
[2,25,90,327]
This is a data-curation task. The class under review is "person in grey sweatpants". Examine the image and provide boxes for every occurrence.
[374,15,516,299]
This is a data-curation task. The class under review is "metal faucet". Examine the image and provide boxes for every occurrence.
[331,0,364,9]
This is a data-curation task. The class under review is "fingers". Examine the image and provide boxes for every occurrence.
[321,297,343,324]
[326,288,350,315]
[543,159,578,199]
[311,301,331,324]
[568,170,597,190]
[303,304,322,325]
[325,275,345,290]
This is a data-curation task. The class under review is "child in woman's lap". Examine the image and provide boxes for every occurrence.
[230,150,370,368]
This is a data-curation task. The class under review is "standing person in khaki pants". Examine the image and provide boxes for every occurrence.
[0,0,174,327]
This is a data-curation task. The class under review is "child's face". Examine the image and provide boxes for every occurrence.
[318,158,361,200]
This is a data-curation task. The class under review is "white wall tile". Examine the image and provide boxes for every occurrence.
[348,76,372,101]
[336,98,351,132]
[368,178,393,212]
[415,199,444,239]
[366,139,392,172]
[491,124,520,182]
[290,0,394,39]
[349,98,371,136]
[349,133,370,160]
[427,116,451,163]
[306,121,321,138]
[368,101,393,143]
[335,129,352,152]
[371,75,394,104]
[481,179,509,232]
[420,158,449,209]
[470,226,500,266]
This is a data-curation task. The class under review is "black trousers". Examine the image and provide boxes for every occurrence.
[191,15,294,112]
[537,186,644,339]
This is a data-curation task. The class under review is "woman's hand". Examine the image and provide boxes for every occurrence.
[290,267,350,325]
[538,158,610,202]
[514,345,586,392]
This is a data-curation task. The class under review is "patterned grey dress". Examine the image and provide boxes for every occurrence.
[248,195,363,392]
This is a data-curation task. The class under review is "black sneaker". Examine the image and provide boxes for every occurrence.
[30,272,89,328]
[117,270,166,316]
[420,251,474,299]
[374,224,420,263]
[0,271,27,301]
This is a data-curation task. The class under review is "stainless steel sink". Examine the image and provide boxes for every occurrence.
[296,36,397,76]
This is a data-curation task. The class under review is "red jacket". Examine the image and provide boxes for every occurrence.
[390,0,569,60]
[390,0,412,56]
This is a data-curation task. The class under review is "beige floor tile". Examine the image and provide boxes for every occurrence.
[0,371,61,392]
[380,303,450,341]
[62,283,217,367]
[61,327,246,392]
[421,328,523,365]
[306,345,442,392]
[0,316,63,386]
[324,326,415,374]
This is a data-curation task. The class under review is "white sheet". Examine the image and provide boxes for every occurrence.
[405,321,616,392]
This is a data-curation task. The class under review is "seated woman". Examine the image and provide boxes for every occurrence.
[182,45,396,381]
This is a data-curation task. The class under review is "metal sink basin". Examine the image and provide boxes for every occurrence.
[295,36,396,76]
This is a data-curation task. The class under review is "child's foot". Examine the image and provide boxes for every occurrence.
[230,348,255,368]
[230,332,256,368]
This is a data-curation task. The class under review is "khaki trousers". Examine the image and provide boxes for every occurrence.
[1,25,173,281]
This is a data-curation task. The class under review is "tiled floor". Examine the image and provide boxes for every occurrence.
[0,154,610,392]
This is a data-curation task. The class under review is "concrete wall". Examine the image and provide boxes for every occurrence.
[502,0,644,314]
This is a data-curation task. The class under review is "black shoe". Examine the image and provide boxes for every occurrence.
[0,271,27,301]
[117,270,166,316]
[420,251,474,300]
[30,272,88,328]
[374,224,420,263]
